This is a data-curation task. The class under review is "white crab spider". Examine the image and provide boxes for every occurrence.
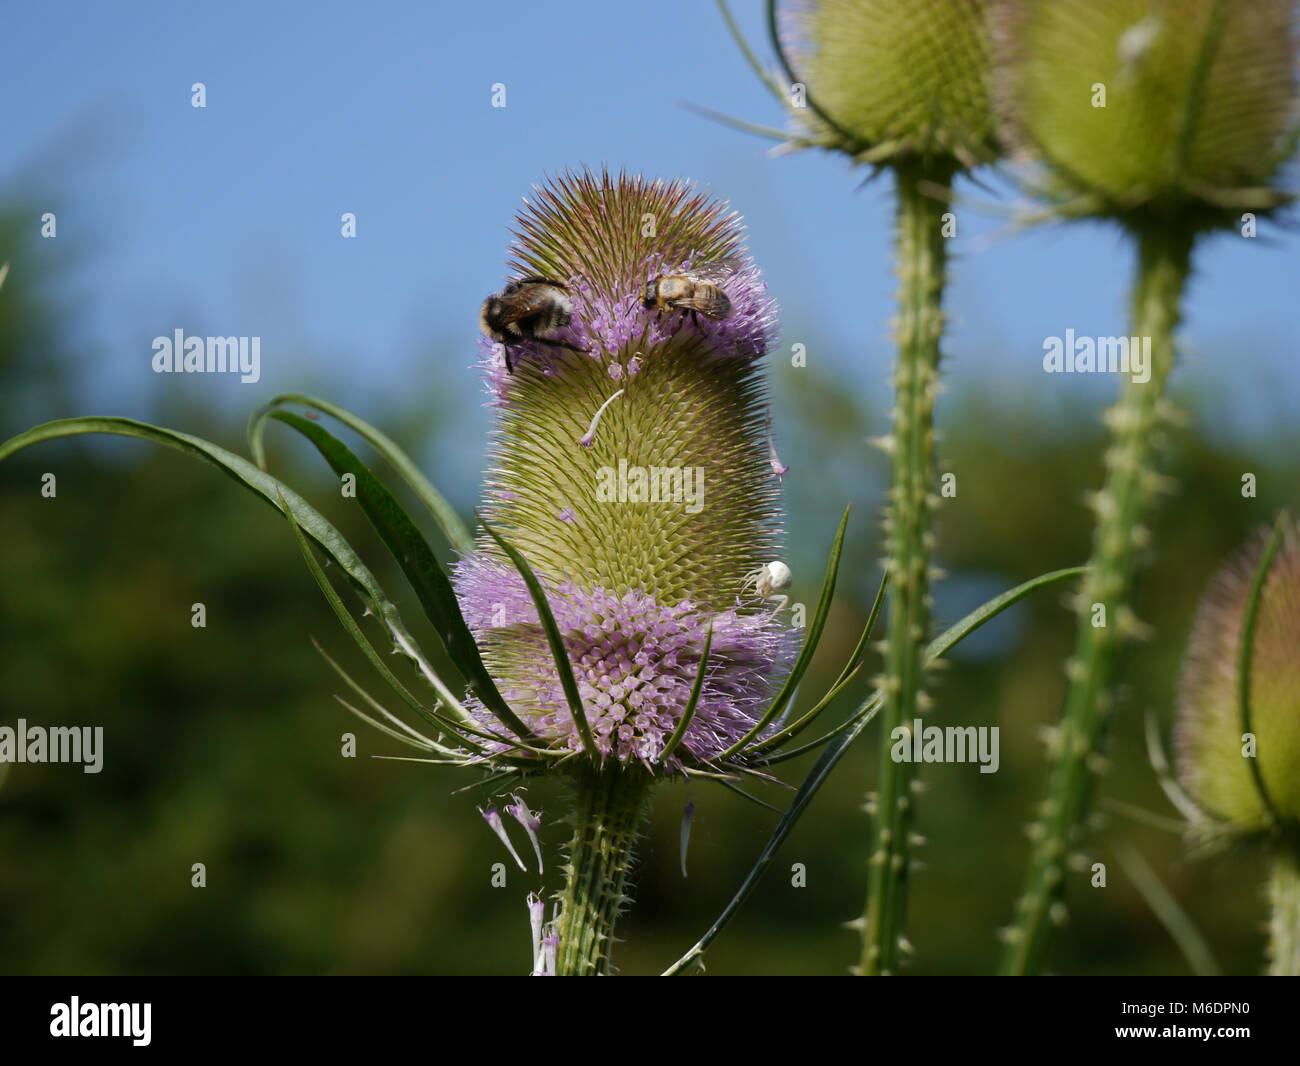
[743,560,793,611]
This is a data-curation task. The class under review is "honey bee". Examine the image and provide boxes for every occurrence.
[643,257,741,325]
[479,277,585,373]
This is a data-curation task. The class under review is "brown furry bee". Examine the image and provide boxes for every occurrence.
[479,277,584,373]
[643,257,740,325]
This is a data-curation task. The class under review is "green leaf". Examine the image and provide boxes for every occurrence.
[1143,709,1209,824]
[0,416,449,698]
[925,566,1087,662]
[836,569,889,689]
[258,410,533,742]
[716,0,788,104]
[248,393,474,555]
[480,516,598,761]
[1114,842,1220,976]
[663,563,1087,975]
[717,505,850,759]
[268,486,434,719]
[751,568,889,755]
[1238,510,1288,825]
[681,101,803,145]
[310,638,465,756]
[660,624,713,765]
[664,694,882,975]
[714,778,784,814]
[272,484,475,759]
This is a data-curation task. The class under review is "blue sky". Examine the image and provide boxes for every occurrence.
[3,0,1298,476]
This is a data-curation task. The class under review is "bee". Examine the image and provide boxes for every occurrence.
[643,257,741,325]
[479,276,585,373]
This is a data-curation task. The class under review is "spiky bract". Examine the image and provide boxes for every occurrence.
[1177,517,1300,832]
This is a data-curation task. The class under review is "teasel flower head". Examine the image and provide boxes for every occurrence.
[777,0,1001,168]
[0,167,856,976]
[1176,515,1300,838]
[994,0,1299,227]
[457,169,797,775]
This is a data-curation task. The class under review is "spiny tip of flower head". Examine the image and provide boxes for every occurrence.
[474,173,788,614]
[1176,515,1300,832]
[477,168,778,393]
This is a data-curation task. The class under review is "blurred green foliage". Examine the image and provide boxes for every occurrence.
[0,200,1293,976]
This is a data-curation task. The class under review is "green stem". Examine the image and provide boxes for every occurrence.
[1268,847,1300,976]
[859,159,954,976]
[554,767,648,976]
[1000,226,1194,975]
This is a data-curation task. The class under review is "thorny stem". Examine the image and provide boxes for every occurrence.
[860,159,954,976]
[1000,227,1194,975]
[554,767,648,976]
[1268,846,1300,976]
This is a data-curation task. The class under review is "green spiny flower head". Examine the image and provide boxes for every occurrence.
[457,169,795,771]
[1177,516,1300,835]
[995,0,1299,226]
[783,0,1000,166]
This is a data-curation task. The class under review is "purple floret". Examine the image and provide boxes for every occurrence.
[477,251,779,398]
[455,554,796,770]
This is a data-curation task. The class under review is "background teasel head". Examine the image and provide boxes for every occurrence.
[775,0,1001,168]
[1176,514,1300,840]
[457,169,798,774]
[993,0,1300,226]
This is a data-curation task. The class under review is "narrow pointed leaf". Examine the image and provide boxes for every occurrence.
[718,505,850,759]
[1144,710,1209,824]
[714,778,784,814]
[312,639,452,754]
[664,692,882,976]
[833,570,888,690]
[664,563,1087,974]
[1115,843,1220,976]
[661,624,713,765]
[755,691,884,767]
[716,0,788,103]
[752,569,888,755]
[681,101,800,144]
[1237,511,1287,824]
[750,661,866,756]
[248,393,474,554]
[261,410,533,741]
[926,566,1088,662]
[0,416,449,697]
[331,694,442,754]
[479,517,598,761]
[276,488,470,757]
